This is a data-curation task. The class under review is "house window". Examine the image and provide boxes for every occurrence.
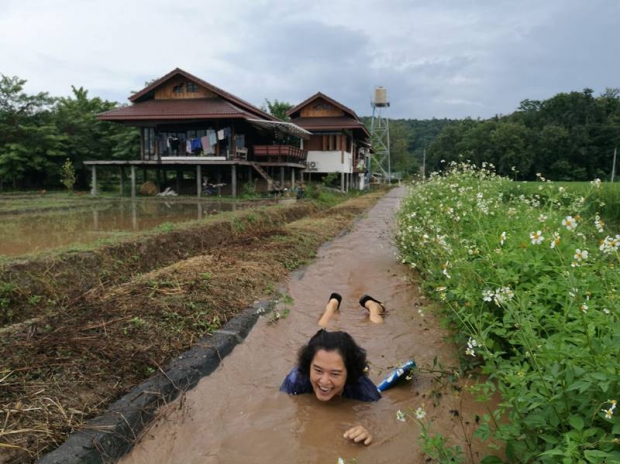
[187,82,198,93]
[322,134,338,151]
[173,83,184,94]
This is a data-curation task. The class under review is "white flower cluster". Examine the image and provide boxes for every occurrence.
[483,286,515,306]
[594,215,605,233]
[602,399,617,419]
[599,235,620,254]
[465,337,479,357]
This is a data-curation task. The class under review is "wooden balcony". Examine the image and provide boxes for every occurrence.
[252,145,308,162]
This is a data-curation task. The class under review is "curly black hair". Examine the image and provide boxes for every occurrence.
[297,330,368,386]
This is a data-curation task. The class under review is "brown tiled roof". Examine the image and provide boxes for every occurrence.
[286,92,360,120]
[291,116,370,138]
[98,98,253,121]
[128,68,277,121]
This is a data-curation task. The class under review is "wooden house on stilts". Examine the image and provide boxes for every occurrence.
[91,68,311,198]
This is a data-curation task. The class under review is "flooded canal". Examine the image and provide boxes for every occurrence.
[120,188,495,464]
[0,199,267,257]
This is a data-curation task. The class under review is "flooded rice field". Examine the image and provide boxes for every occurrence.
[0,199,275,257]
[120,188,496,464]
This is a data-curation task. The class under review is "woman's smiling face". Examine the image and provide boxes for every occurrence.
[309,349,348,401]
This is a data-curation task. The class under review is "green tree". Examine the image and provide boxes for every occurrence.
[262,99,293,121]
[55,86,139,187]
[0,75,64,189]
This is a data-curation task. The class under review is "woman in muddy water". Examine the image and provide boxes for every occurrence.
[279,293,386,445]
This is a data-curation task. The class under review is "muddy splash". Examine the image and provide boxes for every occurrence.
[120,188,497,464]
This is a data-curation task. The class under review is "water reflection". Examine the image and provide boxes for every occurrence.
[0,199,251,257]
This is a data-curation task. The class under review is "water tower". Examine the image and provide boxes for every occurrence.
[369,86,391,182]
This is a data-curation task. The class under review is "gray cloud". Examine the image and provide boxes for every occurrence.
[1,0,618,119]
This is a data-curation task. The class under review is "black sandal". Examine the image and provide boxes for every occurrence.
[359,294,386,313]
[328,292,342,310]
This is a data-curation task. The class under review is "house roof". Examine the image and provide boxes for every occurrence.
[127,68,277,121]
[98,98,255,121]
[286,92,359,120]
[291,116,371,139]
[98,68,279,123]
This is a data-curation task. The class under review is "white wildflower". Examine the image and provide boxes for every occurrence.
[562,216,578,231]
[442,261,451,279]
[396,409,407,422]
[414,406,427,420]
[530,230,544,245]
[599,235,620,254]
[574,249,589,261]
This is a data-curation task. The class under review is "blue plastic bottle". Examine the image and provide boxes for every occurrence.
[376,360,416,392]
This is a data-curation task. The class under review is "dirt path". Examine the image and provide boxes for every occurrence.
[120,187,495,464]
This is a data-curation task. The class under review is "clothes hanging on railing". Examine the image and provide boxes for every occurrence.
[201,135,214,154]
[190,138,202,152]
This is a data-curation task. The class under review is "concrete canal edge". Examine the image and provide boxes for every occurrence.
[37,299,272,464]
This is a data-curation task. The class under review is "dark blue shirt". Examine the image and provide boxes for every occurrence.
[280,367,381,402]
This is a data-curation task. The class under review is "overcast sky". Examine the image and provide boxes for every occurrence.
[1,0,619,119]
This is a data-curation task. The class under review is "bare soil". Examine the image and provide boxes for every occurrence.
[0,193,384,463]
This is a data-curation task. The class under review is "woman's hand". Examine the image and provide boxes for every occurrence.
[343,425,372,445]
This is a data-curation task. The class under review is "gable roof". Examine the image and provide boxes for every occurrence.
[286,92,360,120]
[127,68,277,121]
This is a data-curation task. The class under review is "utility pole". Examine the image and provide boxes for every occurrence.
[612,147,617,183]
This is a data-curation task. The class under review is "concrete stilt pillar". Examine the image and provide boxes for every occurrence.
[130,166,136,198]
[197,165,202,198]
[341,172,345,192]
[91,166,98,196]
[120,167,124,196]
[232,165,237,199]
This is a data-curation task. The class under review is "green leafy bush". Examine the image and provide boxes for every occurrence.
[396,162,620,463]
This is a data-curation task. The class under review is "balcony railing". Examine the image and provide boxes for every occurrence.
[252,145,308,162]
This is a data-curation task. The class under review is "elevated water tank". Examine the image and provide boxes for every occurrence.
[373,86,389,107]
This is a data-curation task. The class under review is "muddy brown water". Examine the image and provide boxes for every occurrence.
[120,188,496,464]
[0,200,267,257]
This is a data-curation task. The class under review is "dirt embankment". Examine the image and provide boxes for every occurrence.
[0,202,316,327]
[0,193,384,464]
